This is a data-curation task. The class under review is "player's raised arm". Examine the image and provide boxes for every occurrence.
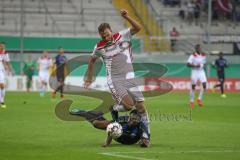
[120,9,141,35]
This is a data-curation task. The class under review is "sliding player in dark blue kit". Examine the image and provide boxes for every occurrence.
[212,52,228,98]
[70,109,149,147]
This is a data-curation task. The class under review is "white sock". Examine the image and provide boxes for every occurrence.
[140,112,150,139]
[1,88,5,103]
[40,84,46,94]
[190,89,195,102]
[113,104,126,112]
[198,88,204,100]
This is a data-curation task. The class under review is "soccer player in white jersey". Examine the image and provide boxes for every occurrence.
[84,9,150,147]
[187,44,207,108]
[0,42,13,108]
[37,51,52,97]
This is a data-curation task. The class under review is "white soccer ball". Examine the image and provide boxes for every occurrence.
[106,122,123,138]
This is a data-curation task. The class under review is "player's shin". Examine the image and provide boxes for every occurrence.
[140,112,150,139]
[190,89,195,102]
[198,88,204,100]
[0,88,5,103]
[111,104,126,121]
[220,82,224,94]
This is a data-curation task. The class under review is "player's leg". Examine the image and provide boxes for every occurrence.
[59,80,64,99]
[39,72,47,96]
[0,83,6,108]
[197,82,206,106]
[190,73,197,108]
[92,120,111,130]
[70,109,110,130]
[54,70,65,99]
[135,101,150,147]
[40,81,47,97]
[197,72,207,106]
[220,75,226,98]
[26,76,32,92]
[0,71,6,108]
[109,81,135,120]
[111,94,135,121]
[127,85,150,147]
[213,74,221,89]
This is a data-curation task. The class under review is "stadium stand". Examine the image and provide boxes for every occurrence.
[0,0,124,36]
[146,0,240,54]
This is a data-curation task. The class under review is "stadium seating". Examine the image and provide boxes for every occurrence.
[0,0,124,36]
[147,0,240,53]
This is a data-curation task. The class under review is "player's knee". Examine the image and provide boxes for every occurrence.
[92,121,101,129]
[202,83,207,90]
[191,85,196,90]
[0,84,4,89]
[124,104,134,111]
[136,102,146,114]
[122,96,135,111]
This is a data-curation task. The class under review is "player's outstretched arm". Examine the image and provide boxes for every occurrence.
[187,63,200,68]
[5,61,15,75]
[120,9,141,35]
[84,57,97,89]
[102,133,113,147]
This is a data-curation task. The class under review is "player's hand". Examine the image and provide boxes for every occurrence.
[195,64,201,68]
[83,80,92,89]
[120,9,128,18]
[101,144,108,147]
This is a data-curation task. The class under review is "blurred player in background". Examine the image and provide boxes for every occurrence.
[84,9,150,147]
[187,44,207,108]
[23,54,36,92]
[37,51,52,97]
[212,52,228,98]
[0,42,14,108]
[52,47,67,100]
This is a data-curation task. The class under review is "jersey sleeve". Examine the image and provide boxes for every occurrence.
[49,58,53,66]
[202,56,206,64]
[187,55,193,64]
[91,45,102,58]
[37,58,41,64]
[3,53,10,62]
[119,28,132,41]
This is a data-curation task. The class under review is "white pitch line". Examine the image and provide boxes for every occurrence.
[100,150,240,160]
[100,152,155,160]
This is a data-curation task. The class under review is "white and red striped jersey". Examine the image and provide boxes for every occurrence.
[37,57,52,72]
[0,50,10,71]
[187,52,206,72]
[92,28,134,80]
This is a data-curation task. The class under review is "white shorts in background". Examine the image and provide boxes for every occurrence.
[39,71,49,83]
[191,70,207,85]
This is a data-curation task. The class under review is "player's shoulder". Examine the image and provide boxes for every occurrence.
[112,32,121,41]
[201,52,206,57]
[96,32,121,50]
[96,40,106,50]
[0,50,8,55]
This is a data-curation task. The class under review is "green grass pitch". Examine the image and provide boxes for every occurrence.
[0,91,240,160]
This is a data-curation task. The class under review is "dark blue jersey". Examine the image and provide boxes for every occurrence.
[215,58,227,74]
[55,54,67,67]
[114,116,142,145]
